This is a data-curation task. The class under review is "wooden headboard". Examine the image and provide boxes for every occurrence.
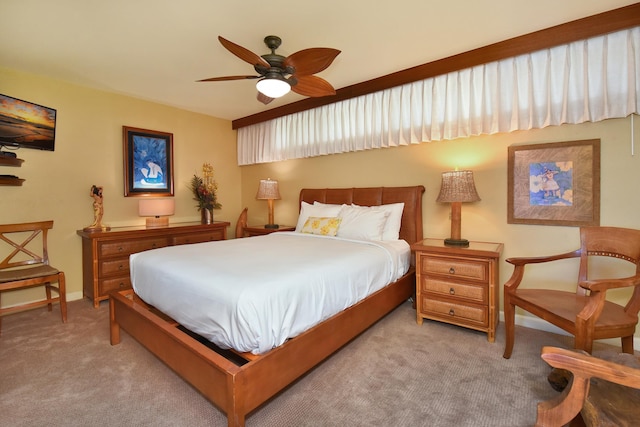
[299,186,425,245]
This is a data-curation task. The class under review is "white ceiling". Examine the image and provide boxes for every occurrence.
[0,0,635,121]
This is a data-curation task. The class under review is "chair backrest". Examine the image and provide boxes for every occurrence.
[578,226,640,282]
[0,221,54,270]
[235,208,247,238]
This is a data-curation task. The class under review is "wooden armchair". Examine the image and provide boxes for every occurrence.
[0,220,67,333]
[503,226,640,359]
[536,346,640,426]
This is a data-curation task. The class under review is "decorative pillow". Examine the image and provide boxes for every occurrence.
[336,205,390,241]
[300,216,342,236]
[351,202,405,240]
[295,201,344,232]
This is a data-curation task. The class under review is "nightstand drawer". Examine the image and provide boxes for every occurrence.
[99,238,169,257]
[422,298,488,326]
[421,277,487,304]
[421,257,487,282]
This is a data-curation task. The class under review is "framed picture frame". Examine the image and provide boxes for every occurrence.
[507,139,600,226]
[123,126,174,197]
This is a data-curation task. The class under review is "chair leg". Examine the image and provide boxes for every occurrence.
[503,296,515,359]
[621,336,634,354]
[45,282,53,312]
[58,272,67,323]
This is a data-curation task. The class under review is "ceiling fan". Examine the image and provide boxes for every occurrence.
[198,36,341,105]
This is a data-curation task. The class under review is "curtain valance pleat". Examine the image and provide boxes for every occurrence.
[238,27,640,165]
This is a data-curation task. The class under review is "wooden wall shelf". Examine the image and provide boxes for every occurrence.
[0,155,25,186]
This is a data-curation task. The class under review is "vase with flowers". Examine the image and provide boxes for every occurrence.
[190,163,221,224]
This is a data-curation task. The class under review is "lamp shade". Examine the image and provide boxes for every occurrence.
[138,198,175,228]
[436,170,481,203]
[256,179,281,200]
[256,77,291,98]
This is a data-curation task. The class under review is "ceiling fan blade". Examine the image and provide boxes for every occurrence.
[257,92,274,105]
[290,75,337,97]
[197,75,260,82]
[284,48,341,75]
[218,36,270,68]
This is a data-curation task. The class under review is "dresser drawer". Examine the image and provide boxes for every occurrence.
[99,276,132,295]
[172,230,225,245]
[99,237,169,258]
[421,277,487,304]
[421,297,488,327]
[99,258,130,278]
[421,256,487,282]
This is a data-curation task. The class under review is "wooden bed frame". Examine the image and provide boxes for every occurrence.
[109,185,425,427]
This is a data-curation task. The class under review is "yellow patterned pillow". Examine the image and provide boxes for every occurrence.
[301,216,342,236]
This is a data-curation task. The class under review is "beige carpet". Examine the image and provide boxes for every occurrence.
[0,298,621,426]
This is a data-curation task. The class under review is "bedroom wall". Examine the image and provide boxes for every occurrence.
[0,67,240,307]
[239,116,640,341]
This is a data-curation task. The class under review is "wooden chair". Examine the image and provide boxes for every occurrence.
[235,207,247,238]
[0,220,67,334]
[536,346,640,426]
[503,226,640,359]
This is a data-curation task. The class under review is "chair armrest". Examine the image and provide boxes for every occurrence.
[506,249,580,266]
[536,346,640,426]
[504,250,580,292]
[579,275,640,292]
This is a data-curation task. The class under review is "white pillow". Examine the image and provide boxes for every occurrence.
[295,201,344,232]
[337,205,390,241]
[351,202,405,240]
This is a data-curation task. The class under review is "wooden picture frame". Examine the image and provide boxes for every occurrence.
[507,139,600,226]
[123,126,174,197]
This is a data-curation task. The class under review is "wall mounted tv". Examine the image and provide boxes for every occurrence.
[0,93,56,151]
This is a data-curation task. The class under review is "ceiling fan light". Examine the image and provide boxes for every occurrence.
[256,77,291,98]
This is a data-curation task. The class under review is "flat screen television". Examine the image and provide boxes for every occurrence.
[0,93,56,152]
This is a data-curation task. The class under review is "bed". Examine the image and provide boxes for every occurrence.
[109,185,425,427]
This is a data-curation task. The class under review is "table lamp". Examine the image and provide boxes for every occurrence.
[256,179,281,229]
[436,170,480,247]
[138,198,175,228]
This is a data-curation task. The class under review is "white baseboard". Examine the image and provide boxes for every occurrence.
[504,311,640,351]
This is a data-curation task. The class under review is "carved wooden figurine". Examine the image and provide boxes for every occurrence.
[83,185,110,232]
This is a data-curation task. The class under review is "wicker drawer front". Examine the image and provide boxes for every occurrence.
[99,258,129,277]
[99,276,132,294]
[422,297,488,326]
[172,230,225,245]
[99,238,169,257]
[421,278,487,304]
[421,257,487,282]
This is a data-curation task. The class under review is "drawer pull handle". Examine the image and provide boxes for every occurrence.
[449,267,455,274]
[118,247,124,252]
[119,282,125,288]
[449,309,455,316]
[118,264,124,270]
[151,243,157,248]
[449,288,455,295]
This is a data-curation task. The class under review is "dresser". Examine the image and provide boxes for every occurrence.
[411,238,503,342]
[77,221,229,307]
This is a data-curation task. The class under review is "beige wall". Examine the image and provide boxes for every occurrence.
[3,66,640,344]
[0,67,240,306]
[240,117,640,341]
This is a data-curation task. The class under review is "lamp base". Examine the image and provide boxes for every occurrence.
[265,224,279,229]
[444,238,470,247]
[146,217,169,228]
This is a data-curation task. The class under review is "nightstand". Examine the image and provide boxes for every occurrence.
[243,225,296,237]
[411,238,503,342]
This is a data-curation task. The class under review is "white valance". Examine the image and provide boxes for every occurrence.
[238,27,640,165]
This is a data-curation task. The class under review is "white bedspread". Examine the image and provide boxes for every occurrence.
[130,232,410,354]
